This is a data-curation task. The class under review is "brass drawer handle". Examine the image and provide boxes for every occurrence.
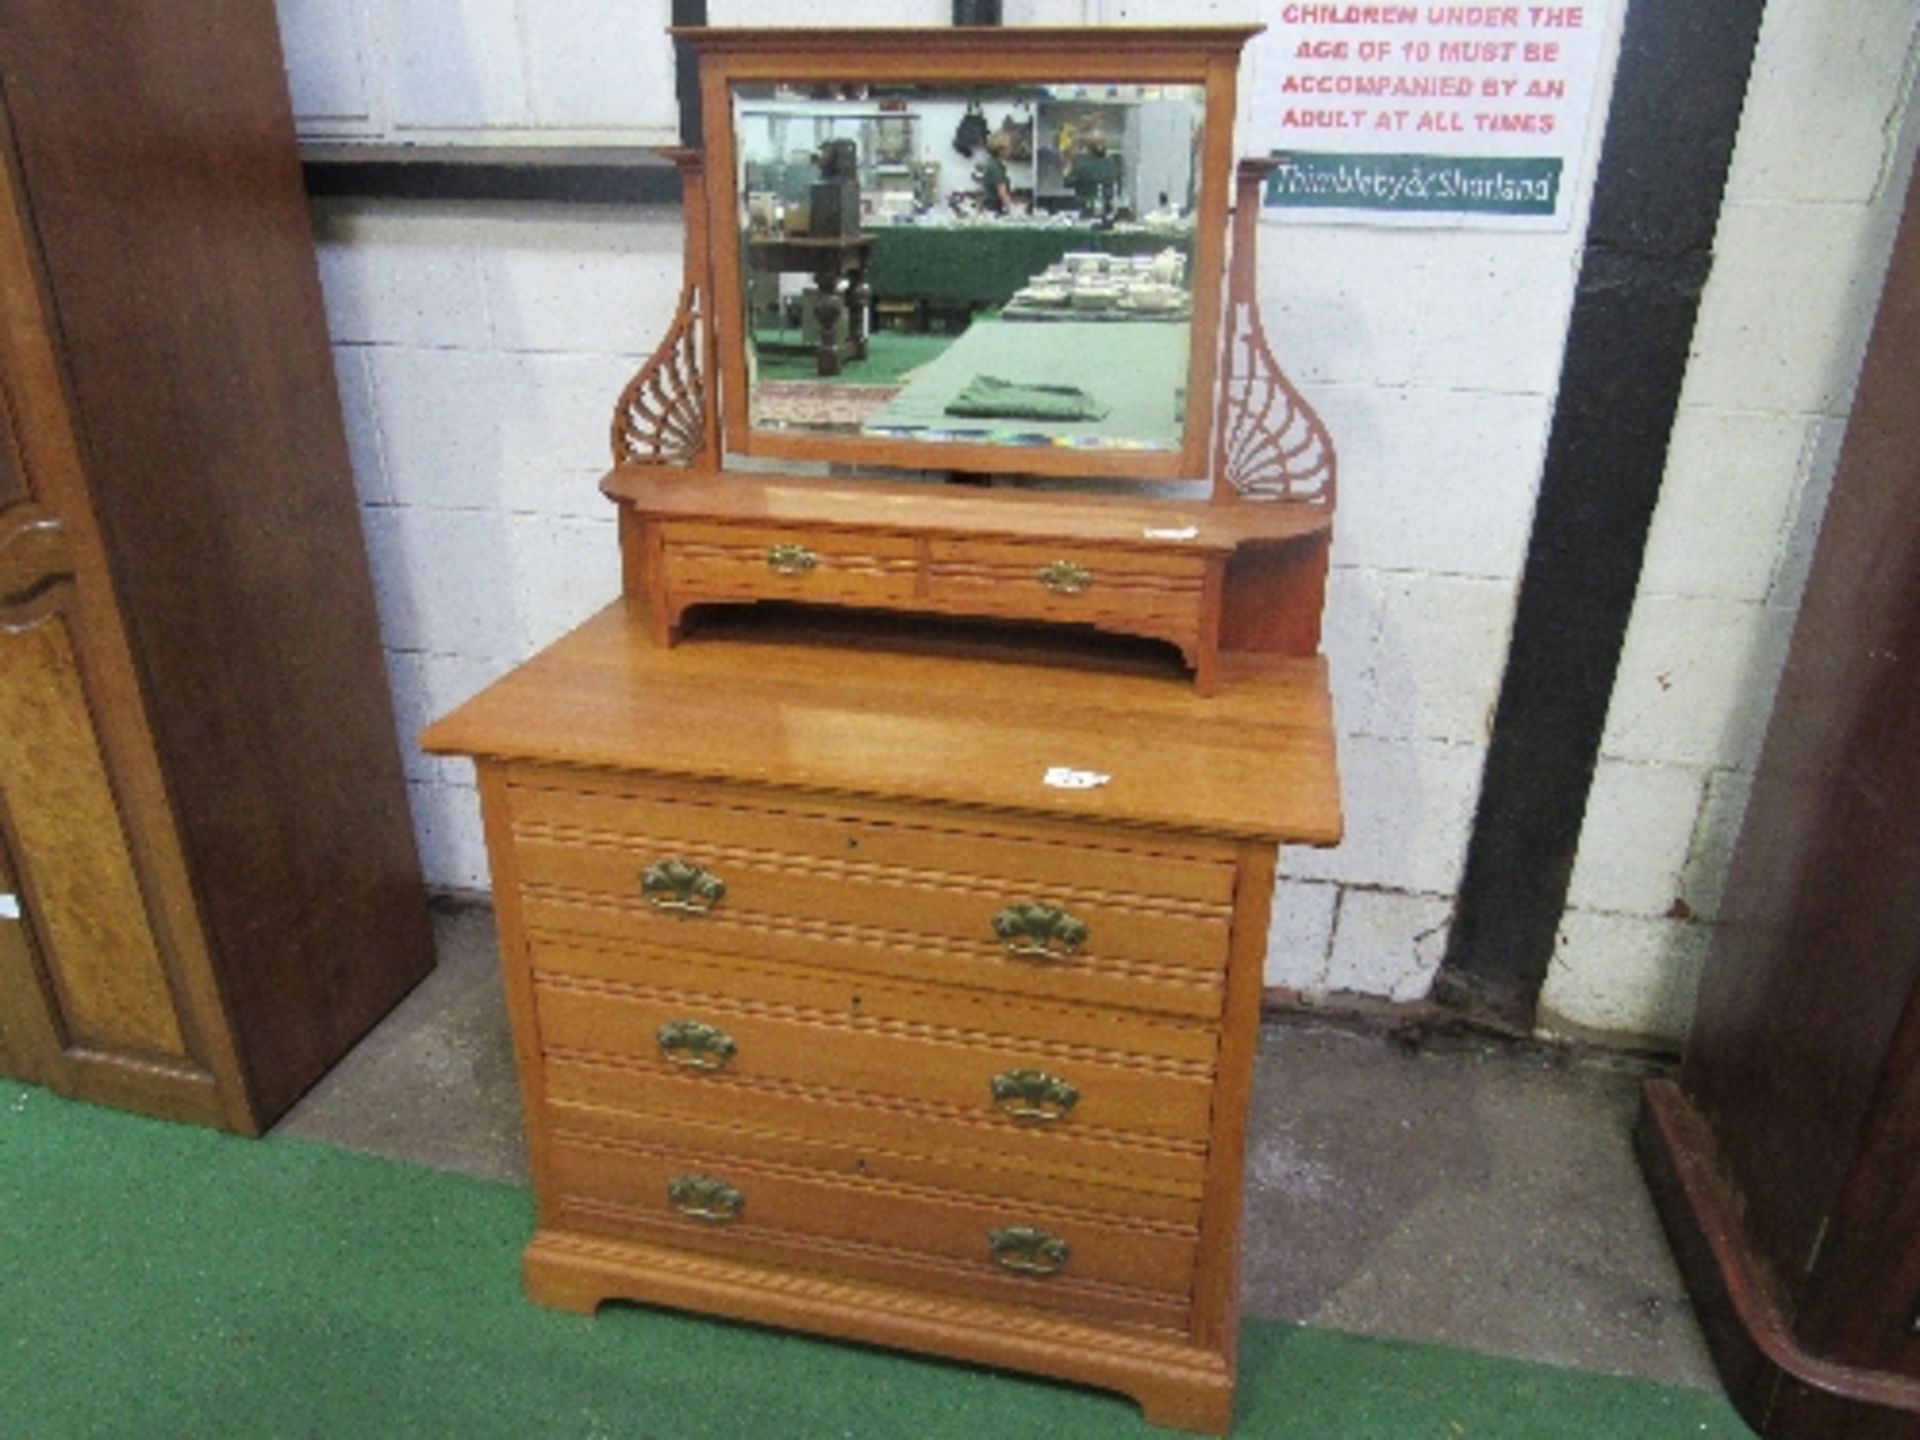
[1037,559,1092,595]
[990,1069,1078,1123]
[667,1173,743,1224]
[766,542,818,576]
[988,1225,1071,1277]
[657,1019,737,1072]
[641,858,726,914]
[991,902,1088,961]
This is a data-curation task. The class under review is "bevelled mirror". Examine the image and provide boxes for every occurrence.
[688,29,1247,481]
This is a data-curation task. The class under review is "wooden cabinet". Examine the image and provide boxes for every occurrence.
[0,3,434,1132]
[425,605,1340,1432]
[1635,154,1920,1435]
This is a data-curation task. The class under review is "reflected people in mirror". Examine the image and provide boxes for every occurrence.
[732,81,1204,453]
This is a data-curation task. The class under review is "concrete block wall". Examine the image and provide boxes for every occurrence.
[277,0,680,143]
[288,0,1913,1045]
[306,0,1082,893]
[1543,2,1920,1043]
[1092,0,1620,1008]
[299,0,1603,1016]
[317,201,685,890]
[1252,231,1579,1005]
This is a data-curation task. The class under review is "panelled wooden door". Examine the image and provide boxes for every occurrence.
[0,827,33,1078]
[0,591,189,1063]
[0,107,247,1128]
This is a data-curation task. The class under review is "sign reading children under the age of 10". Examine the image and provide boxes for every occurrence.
[1259,3,1612,228]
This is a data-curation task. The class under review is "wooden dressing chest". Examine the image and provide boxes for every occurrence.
[426,24,1343,1432]
[424,606,1340,1431]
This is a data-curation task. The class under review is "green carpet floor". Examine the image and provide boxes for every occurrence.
[0,1079,1751,1439]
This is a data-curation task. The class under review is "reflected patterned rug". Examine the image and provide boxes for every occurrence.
[753,380,903,430]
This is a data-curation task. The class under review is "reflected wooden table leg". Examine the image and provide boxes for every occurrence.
[810,266,844,376]
[849,263,871,362]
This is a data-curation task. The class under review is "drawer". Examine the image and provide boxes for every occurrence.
[521,887,1225,1021]
[660,521,918,609]
[925,537,1208,643]
[509,779,1239,908]
[512,792,1229,1000]
[543,1056,1205,1224]
[546,1131,1196,1332]
[508,779,1235,1020]
[515,828,1227,967]
[529,938,1218,1147]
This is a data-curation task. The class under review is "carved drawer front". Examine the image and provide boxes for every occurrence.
[660,521,917,610]
[924,538,1209,653]
[542,1052,1206,1226]
[508,780,1236,1021]
[545,1130,1197,1332]
[529,938,1218,1149]
[507,781,1239,906]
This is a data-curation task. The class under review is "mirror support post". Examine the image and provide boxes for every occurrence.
[1211,159,1337,507]
[610,149,718,468]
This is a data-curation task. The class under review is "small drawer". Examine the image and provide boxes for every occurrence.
[660,521,917,609]
[530,938,1218,1147]
[925,537,1208,642]
[547,1132,1197,1332]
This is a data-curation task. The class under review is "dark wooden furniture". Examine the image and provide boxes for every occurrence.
[1636,156,1920,1436]
[0,2,435,1133]
[744,234,873,374]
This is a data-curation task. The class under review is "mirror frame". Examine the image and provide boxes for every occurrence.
[679,26,1258,483]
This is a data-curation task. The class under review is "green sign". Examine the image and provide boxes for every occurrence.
[1264,152,1562,216]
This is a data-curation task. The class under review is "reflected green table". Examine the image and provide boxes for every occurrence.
[862,318,1191,449]
[863,224,1192,307]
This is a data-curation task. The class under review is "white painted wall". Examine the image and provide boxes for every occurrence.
[286,2,1918,1045]
[1544,1,1920,1044]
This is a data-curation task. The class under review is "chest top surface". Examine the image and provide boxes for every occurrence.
[422,600,1340,847]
